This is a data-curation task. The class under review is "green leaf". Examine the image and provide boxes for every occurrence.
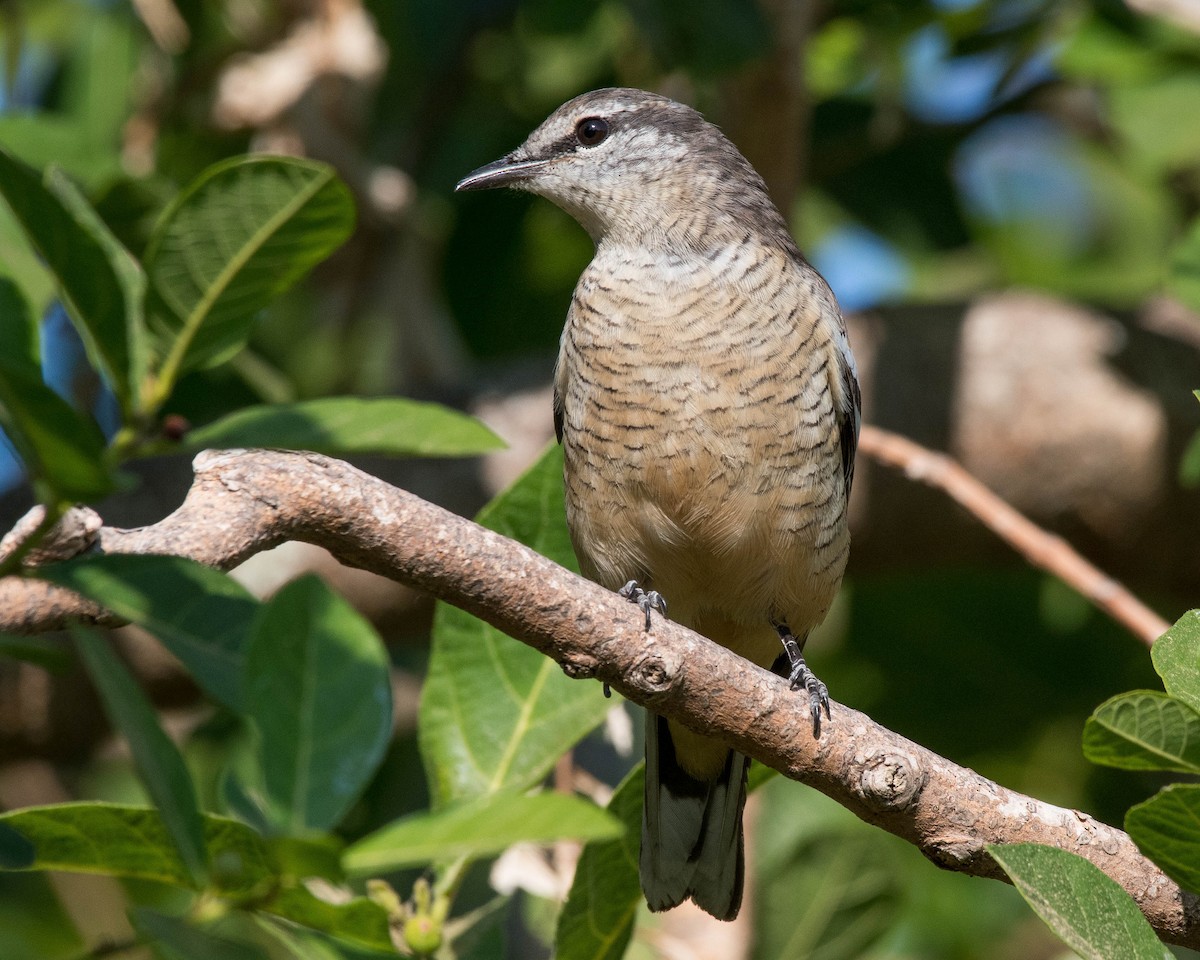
[1173,223,1200,315]
[0,874,84,960]
[131,909,269,960]
[38,554,258,711]
[0,803,395,952]
[0,634,71,672]
[1151,610,1200,713]
[0,277,38,370]
[72,625,208,887]
[0,363,115,502]
[1111,75,1200,173]
[0,148,145,415]
[344,790,622,875]
[555,769,642,960]
[180,397,504,458]
[261,886,395,953]
[751,779,901,960]
[0,803,274,895]
[244,575,392,833]
[419,445,610,807]
[988,842,1170,960]
[1082,691,1200,774]
[145,156,355,386]
[1126,785,1200,896]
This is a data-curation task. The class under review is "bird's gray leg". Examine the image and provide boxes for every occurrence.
[619,579,668,632]
[772,621,830,736]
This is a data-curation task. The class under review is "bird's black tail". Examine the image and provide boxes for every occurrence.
[640,712,748,921]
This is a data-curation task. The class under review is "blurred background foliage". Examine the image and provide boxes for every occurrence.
[1,0,1199,957]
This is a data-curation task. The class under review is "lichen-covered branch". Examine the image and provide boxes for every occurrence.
[0,449,1194,946]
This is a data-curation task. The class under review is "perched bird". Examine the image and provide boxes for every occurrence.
[457,89,859,922]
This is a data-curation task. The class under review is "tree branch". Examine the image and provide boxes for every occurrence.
[0,449,1195,946]
[858,425,1171,645]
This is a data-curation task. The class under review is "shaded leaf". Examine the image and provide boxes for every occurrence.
[262,886,395,953]
[555,769,642,960]
[0,148,144,414]
[132,909,268,960]
[0,363,115,502]
[181,397,503,458]
[0,277,37,370]
[0,803,273,895]
[39,555,258,711]
[419,445,609,806]
[345,790,622,875]
[72,625,208,887]
[244,575,392,833]
[1126,785,1200,896]
[988,842,1170,960]
[0,634,71,672]
[1151,610,1200,714]
[1083,690,1200,774]
[145,157,354,381]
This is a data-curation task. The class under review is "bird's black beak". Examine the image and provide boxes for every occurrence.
[455,154,549,192]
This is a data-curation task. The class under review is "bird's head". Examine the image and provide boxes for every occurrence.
[456,88,790,251]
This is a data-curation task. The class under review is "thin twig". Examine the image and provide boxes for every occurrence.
[858,425,1170,645]
[0,448,1194,946]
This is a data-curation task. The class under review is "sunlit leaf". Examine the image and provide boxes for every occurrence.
[988,843,1170,960]
[0,148,144,415]
[1151,610,1200,714]
[1126,785,1200,896]
[72,625,208,887]
[145,157,354,382]
[1083,690,1200,774]
[181,397,503,458]
[419,445,609,807]
[244,575,392,833]
[131,909,268,960]
[555,769,642,960]
[345,790,622,875]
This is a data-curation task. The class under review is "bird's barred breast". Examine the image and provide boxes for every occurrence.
[556,240,849,634]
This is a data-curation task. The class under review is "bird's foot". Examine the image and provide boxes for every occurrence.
[775,624,831,737]
[619,580,667,631]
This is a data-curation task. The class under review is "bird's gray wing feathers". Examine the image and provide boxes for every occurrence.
[553,384,565,444]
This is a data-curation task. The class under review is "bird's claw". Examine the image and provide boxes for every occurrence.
[619,580,667,631]
[779,632,832,737]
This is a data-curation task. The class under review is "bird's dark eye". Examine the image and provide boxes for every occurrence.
[575,117,609,147]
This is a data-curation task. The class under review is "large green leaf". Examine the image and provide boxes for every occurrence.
[131,909,269,960]
[419,445,610,807]
[0,803,273,895]
[1151,610,1200,713]
[0,279,112,503]
[0,147,145,414]
[39,554,258,711]
[1173,223,1200,315]
[0,277,38,370]
[344,790,622,876]
[988,843,1170,960]
[0,363,115,502]
[72,625,208,887]
[555,769,643,960]
[0,874,84,960]
[0,803,395,952]
[751,779,901,960]
[243,575,392,833]
[1082,691,1200,774]
[180,397,504,458]
[1126,785,1200,896]
[145,157,354,384]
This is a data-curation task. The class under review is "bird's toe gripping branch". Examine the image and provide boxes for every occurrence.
[775,624,831,737]
[619,579,668,631]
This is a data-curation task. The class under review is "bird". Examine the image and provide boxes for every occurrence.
[456,88,859,922]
